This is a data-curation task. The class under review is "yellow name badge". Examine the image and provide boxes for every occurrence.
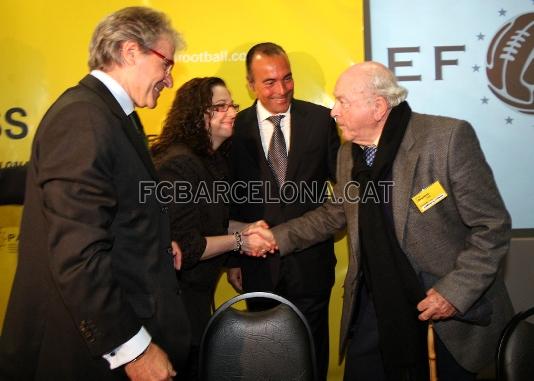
[411,181,448,213]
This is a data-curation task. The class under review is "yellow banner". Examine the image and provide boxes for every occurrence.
[1,1,363,378]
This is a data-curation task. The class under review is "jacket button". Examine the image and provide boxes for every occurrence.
[167,247,173,255]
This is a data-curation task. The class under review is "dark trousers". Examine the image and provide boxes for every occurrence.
[246,285,331,381]
[343,284,476,381]
[182,344,199,381]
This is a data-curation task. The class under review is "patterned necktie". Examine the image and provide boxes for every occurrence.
[267,114,287,186]
[364,145,377,167]
[129,111,149,148]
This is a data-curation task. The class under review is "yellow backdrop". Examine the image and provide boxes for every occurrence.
[0,1,364,379]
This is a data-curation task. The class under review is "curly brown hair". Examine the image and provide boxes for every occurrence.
[151,77,227,159]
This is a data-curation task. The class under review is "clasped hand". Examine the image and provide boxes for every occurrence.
[417,288,457,321]
[240,220,277,257]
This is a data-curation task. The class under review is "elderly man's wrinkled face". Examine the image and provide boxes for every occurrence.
[129,36,175,109]
[248,54,294,114]
[330,75,379,145]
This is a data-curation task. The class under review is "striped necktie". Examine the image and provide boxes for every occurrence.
[267,114,287,186]
[364,145,377,167]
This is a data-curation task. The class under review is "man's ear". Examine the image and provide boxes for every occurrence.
[121,40,140,66]
[373,96,389,122]
[247,77,255,92]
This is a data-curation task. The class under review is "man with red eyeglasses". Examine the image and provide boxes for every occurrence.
[0,7,190,381]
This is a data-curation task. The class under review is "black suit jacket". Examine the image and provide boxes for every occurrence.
[230,99,340,295]
[0,75,191,380]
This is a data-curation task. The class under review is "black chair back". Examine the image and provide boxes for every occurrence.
[496,306,534,381]
[199,292,318,381]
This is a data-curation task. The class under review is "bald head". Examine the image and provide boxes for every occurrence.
[337,61,407,108]
[342,61,390,78]
[331,61,407,145]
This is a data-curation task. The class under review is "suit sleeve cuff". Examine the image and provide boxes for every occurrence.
[102,327,151,369]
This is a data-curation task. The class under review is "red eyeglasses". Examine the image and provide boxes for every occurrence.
[147,47,174,75]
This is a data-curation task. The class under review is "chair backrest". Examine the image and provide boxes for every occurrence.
[496,306,534,381]
[199,292,318,381]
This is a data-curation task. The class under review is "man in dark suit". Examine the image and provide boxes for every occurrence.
[0,7,191,380]
[249,61,514,381]
[227,42,340,380]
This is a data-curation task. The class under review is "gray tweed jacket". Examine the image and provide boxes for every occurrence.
[272,112,514,372]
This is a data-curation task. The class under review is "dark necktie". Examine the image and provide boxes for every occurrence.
[364,145,377,167]
[129,111,149,148]
[267,115,287,186]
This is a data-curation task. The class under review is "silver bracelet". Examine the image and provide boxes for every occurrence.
[233,231,243,252]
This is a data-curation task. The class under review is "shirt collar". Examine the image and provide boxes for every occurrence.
[256,99,291,122]
[90,70,135,115]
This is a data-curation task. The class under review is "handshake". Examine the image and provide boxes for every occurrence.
[170,220,279,271]
[238,220,278,258]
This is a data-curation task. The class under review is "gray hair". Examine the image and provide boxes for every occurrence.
[366,63,408,107]
[88,6,184,70]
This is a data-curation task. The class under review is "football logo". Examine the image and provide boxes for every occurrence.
[486,12,534,114]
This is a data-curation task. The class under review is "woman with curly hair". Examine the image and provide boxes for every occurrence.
[151,77,272,380]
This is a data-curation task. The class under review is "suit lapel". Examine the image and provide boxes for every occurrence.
[286,101,311,182]
[241,103,265,167]
[240,103,280,186]
[79,75,159,180]
[339,143,360,257]
[346,188,360,256]
[120,115,159,180]
[392,119,419,246]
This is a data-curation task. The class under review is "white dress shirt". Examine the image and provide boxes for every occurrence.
[256,100,291,158]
